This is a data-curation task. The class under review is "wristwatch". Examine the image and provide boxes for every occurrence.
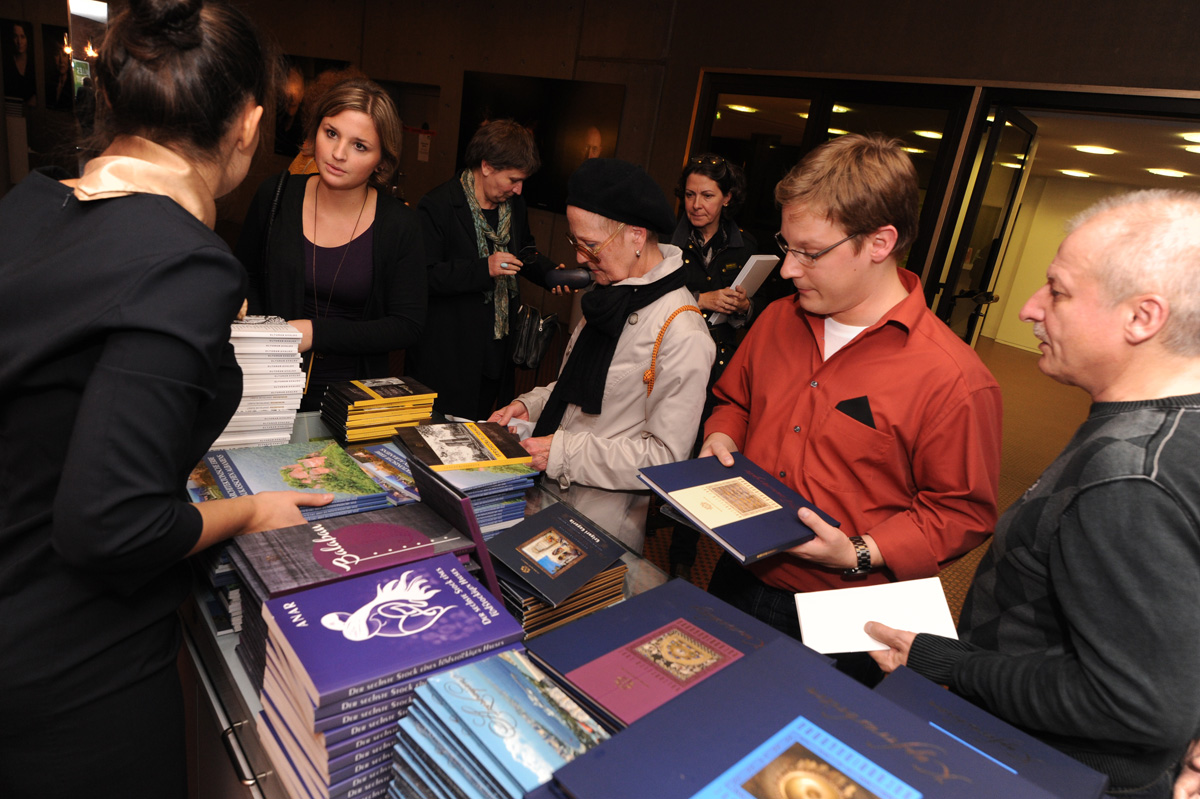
[842,536,872,578]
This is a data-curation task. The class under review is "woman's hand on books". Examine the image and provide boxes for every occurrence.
[520,434,554,472]
[487,401,530,432]
[698,433,737,467]
[863,621,914,673]
[189,491,333,555]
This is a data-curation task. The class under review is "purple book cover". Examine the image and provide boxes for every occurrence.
[565,617,745,725]
[263,553,523,709]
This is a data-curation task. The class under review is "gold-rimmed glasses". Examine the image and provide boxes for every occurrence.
[568,222,626,264]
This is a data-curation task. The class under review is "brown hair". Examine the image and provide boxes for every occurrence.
[302,78,403,191]
[775,133,919,257]
[463,119,540,175]
[675,153,747,215]
[93,0,271,157]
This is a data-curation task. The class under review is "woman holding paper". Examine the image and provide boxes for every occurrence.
[670,153,761,389]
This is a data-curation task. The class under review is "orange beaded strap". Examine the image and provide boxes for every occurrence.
[643,305,703,397]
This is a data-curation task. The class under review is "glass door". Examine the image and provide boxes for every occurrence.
[931,106,1038,343]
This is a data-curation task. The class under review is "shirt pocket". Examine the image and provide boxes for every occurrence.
[802,404,897,498]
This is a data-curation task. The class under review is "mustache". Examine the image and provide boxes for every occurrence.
[1032,322,1048,343]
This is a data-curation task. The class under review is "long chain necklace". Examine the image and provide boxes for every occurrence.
[305,181,369,394]
[311,181,369,317]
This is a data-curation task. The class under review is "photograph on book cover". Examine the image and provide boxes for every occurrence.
[690,716,920,799]
[672,477,782,529]
[419,424,494,465]
[519,528,586,578]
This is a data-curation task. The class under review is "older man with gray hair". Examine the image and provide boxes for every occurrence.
[869,189,1200,799]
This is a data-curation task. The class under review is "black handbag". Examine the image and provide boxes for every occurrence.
[511,304,558,370]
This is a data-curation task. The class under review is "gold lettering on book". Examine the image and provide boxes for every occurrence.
[807,687,971,786]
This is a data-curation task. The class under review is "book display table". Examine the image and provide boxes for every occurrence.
[177,414,667,799]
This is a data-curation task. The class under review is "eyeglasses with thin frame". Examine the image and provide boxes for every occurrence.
[774,230,858,266]
[568,222,626,264]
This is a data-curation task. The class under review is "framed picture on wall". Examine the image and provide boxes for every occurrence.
[43,25,72,111]
[2,18,37,107]
[458,71,625,213]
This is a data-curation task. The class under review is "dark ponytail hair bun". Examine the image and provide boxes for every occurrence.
[93,0,271,155]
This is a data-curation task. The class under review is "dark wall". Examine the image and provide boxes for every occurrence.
[6,0,1200,217]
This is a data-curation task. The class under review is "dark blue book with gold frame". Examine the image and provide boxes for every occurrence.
[638,452,838,564]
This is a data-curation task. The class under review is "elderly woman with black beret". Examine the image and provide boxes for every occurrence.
[490,159,715,552]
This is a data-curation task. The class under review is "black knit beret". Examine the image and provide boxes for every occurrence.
[566,158,676,235]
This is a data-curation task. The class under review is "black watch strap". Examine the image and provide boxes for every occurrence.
[842,535,872,578]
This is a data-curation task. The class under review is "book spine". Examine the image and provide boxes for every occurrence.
[316,629,525,708]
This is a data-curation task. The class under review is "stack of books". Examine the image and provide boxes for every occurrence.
[203,440,393,522]
[488,503,628,637]
[214,315,305,449]
[394,649,610,799]
[320,377,437,443]
[393,422,537,536]
[255,554,524,799]
[226,502,478,692]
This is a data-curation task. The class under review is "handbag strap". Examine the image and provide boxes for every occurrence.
[643,305,702,397]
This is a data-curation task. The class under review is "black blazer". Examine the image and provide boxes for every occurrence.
[406,176,554,418]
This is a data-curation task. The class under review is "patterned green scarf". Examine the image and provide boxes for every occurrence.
[460,169,517,339]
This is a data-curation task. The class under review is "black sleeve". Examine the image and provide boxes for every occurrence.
[417,188,495,298]
[233,173,285,314]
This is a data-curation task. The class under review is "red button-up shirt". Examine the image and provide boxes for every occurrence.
[705,269,1001,593]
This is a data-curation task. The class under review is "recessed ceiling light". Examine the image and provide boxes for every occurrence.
[832,105,851,114]
[726,104,758,114]
[1148,168,1187,178]
[986,115,995,123]
[1061,170,1093,178]
[1182,133,1200,143]
[828,128,849,136]
[1185,145,1200,154]
[1075,145,1117,155]
[901,147,926,154]
[1015,153,1025,161]
[715,111,721,120]
[999,162,1022,169]
[797,112,809,119]
[914,130,943,140]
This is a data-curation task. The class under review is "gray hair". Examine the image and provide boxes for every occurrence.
[1070,189,1200,356]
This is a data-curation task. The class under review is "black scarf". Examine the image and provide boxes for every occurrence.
[533,265,686,437]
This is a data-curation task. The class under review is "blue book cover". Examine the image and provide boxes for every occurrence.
[408,701,516,799]
[398,715,496,799]
[552,638,1062,799]
[205,440,388,521]
[874,667,1109,799]
[262,553,524,708]
[638,452,839,564]
[423,650,610,795]
[415,684,525,799]
[525,578,830,727]
[487,503,624,607]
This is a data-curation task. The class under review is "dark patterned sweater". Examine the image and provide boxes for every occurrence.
[908,395,1200,791]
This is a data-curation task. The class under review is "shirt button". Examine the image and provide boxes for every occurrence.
[810,380,818,388]
[793,425,801,433]
[779,470,787,478]
[628,313,638,325]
